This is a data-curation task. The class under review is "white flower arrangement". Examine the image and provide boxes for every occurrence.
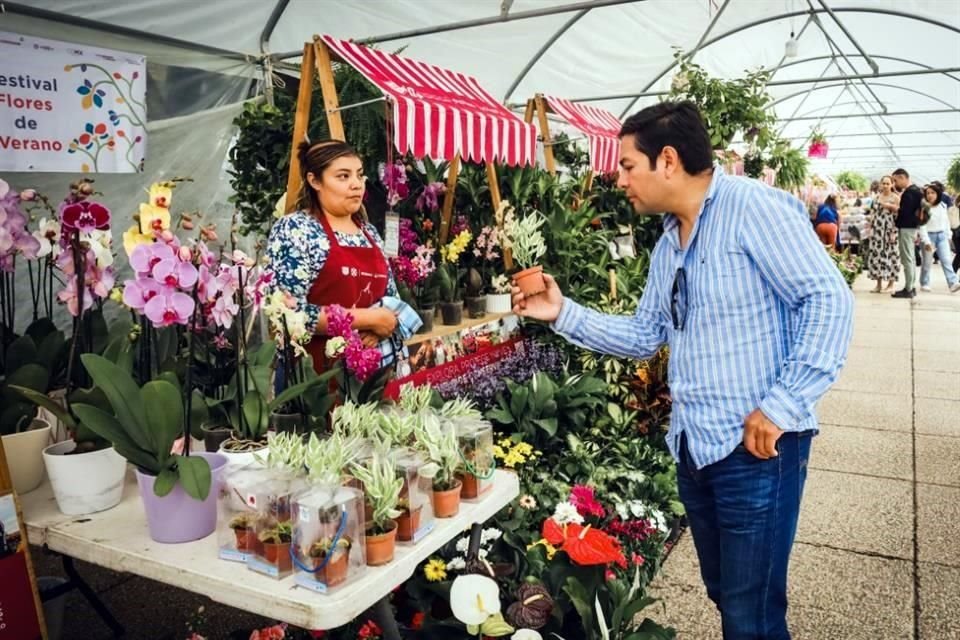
[490,274,512,294]
[502,204,547,269]
[264,290,312,358]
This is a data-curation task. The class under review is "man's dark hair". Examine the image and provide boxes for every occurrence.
[892,168,910,178]
[619,101,713,174]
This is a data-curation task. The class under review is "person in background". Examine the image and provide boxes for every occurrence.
[890,168,923,298]
[814,194,840,247]
[866,175,900,292]
[918,183,960,293]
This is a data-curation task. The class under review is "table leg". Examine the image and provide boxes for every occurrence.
[57,553,127,638]
[370,596,402,640]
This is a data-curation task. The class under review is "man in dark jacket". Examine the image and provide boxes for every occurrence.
[891,168,923,298]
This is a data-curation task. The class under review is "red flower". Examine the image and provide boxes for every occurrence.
[632,552,645,566]
[60,201,111,233]
[308,631,326,639]
[358,620,382,639]
[94,123,107,135]
[410,612,425,630]
[78,133,91,145]
[113,72,122,79]
[248,624,286,640]
[541,519,626,566]
[569,485,605,519]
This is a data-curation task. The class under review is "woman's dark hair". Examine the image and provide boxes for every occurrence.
[854,198,862,207]
[619,101,713,174]
[824,194,838,209]
[924,182,943,201]
[297,140,360,212]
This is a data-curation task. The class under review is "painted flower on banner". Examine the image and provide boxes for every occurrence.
[76,79,107,109]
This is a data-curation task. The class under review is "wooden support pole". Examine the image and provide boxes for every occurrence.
[283,42,316,213]
[438,154,461,245]
[534,94,556,175]
[523,98,535,124]
[314,39,345,141]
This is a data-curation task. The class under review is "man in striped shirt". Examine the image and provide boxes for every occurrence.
[513,101,854,639]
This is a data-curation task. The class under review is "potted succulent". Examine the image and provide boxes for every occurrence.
[69,353,227,543]
[351,451,403,566]
[438,229,472,326]
[257,519,293,573]
[502,204,547,296]
[415,413,464,518]
[308,535,353,586]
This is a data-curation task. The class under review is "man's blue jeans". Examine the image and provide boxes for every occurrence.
[677,431,812,640]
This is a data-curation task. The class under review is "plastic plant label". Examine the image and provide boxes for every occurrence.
[384,213,400,257]
[247,557,282,578]
[295,572,331,594]
[218,548,252,563]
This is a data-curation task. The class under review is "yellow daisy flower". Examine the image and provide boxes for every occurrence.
[424,558,447,582]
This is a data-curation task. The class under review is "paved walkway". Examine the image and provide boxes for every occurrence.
[650,273,960,640]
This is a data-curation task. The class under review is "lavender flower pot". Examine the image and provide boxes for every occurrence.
[135,452,227,544]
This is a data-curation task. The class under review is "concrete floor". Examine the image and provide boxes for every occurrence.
[650,273,960,640]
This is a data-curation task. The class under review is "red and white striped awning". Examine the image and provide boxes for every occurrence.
[544,96,622,174]
[322,35,537,167]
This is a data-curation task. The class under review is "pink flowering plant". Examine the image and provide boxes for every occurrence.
[324,304,386,404]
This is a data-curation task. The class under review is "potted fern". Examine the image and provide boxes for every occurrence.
[351,451,403,566]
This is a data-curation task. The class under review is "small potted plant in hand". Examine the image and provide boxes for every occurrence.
[502,202,547,296]
[415,414,464,518]
[308,535,353,586]
[438,230,472,326]
[351,451,403,566]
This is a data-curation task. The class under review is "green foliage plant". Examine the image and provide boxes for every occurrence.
[351,450,403,535]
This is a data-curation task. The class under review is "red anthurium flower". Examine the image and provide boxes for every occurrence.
[540,518,626,566]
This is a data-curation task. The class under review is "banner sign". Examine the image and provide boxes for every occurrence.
[0,31,147,173]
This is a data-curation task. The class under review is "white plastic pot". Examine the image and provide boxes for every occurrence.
[42,440,127,515]
[486,293,513,314]
[38,388,70,443]
[1,419,52,494]
[218,441,267,469]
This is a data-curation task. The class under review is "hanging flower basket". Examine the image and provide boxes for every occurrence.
[807,140,829,159]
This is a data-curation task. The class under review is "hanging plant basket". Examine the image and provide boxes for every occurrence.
[807,140,829,159]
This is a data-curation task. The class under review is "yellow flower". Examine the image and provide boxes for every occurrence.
[492,445,505,460]
[123,224,153,256]
[138,203,171,235]
[526,539,557,560]
[424,558,448,582]
[441,230,472,264]
[514,442,533,456]
[148,182,173,208]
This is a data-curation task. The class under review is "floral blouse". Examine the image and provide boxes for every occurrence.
[265,211,398,331]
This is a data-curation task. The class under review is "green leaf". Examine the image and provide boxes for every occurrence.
[4,364,49,397]
[250,340,276,367]
[88,309,110,354]
[10,385,76,430]
[80,354,150,450]
[241,391,268,440]
[479,612,515,637]
[268,369,334,412]
[533,417,558,436]
[153,467,177,497]
[36,330,66,370]
[175,454,212,500]
[24,317,57,343]
[0,402,36,435]
[141,380,184,461]
[5,335,38,374]
[71,403,161,473]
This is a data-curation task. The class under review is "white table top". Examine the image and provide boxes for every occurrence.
[21,469,518,630]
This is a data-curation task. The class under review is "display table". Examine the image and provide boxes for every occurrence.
[21,469,519,631]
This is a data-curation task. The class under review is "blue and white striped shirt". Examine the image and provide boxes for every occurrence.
[553,167,854,469]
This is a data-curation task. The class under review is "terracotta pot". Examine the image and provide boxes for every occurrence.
[459,472,488,500]
[439,302,463,326]
[395,505,423,542]
[316,551,350,586]
[365,522,398,566]
[514,265,546,296]
[432,480,463,518]
[234,528,257,552]
[417,307,435,334]
[262,542,293,572]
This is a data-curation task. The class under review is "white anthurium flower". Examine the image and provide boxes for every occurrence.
[450,574,501,626]
[512,629,544,640]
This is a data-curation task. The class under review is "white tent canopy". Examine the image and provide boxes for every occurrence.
[5,0,960,183]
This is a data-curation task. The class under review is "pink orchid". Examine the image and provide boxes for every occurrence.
[87,265,115,300]
[153,257,199,290]
[195,241,216,268]
[212,333,231,349]
[144,290,195,327]
[245,269,272,310]
[415,181,445,213]
[343,336,381,382]
[210,295,240,329]
[122,277,163,311]
[130,242,175,276]
[58,278,94,316]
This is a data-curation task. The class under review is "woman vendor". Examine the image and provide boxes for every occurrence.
[266,139,415,373]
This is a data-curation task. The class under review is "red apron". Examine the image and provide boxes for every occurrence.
[306,213,389,373]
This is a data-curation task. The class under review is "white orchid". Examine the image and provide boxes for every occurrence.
[32,217,61,258]
[325,335,347,358]
[450,574,501,625]
[512,630,544,640]
[82,229,114,268]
